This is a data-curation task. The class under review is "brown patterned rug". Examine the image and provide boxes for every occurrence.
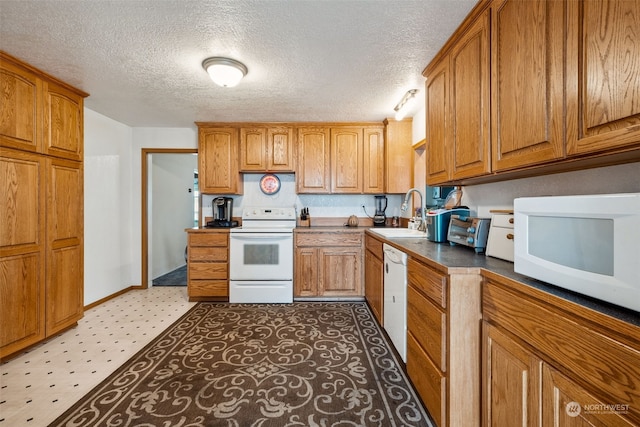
[50,302,433,427]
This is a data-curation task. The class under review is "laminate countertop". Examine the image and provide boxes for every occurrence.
[368,230,640,328]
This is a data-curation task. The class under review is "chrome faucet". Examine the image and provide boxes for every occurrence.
[401,188,425,231]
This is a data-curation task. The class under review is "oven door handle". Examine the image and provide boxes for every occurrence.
[230,233,293,241]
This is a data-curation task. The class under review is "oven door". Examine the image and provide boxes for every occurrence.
[229,232,293,280]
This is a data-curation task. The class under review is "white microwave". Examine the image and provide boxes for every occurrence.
[514,193,640,313]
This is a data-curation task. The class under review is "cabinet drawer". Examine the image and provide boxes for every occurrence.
[485,226,514,262]
[407,258,447,308]
[188,232,228,247]
[407,284,446,371]
[295,232,362,247]
[490,213,514,228]
[188,262,227,280]
[188,280,228,297]
[189,246,227,262]
[407,331,446,427]
[365,234,383,259]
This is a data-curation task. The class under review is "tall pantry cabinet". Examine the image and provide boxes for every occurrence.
[0,52,88,360]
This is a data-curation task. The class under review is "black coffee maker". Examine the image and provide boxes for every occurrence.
[373,195,387,227]
[207,197,238,228]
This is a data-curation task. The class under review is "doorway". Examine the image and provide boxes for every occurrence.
[141,148,197,288]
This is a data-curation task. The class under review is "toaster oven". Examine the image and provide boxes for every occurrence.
[447,215,491,253]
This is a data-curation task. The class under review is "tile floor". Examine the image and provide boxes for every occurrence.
[0,286,196,427]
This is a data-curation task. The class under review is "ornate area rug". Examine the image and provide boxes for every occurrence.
[51,302,433,427]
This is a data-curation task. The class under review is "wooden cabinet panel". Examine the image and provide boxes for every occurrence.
[542,364,636,427]
[483,322,542,427]
[364,234,383,324]
[407,258,447,308]
[331,127,363,193]
[267,126,295,171]
[294,247,317,297]
[0,59,40,152]
[384,119,413,193]
[0,253,45,356]
[363,127,384,193]
[318,247,361,296]
[407,332,447,427]
[566,0,640,156]
[0,149,44,249]
[198,126,242,194]
[239,126,295,172]
[296,127,330,193]
[43,81,84,161]
[239,127,267,171]
[449,10,491,180]
[407,285,446,371]
[491,0,565,171]
[425,58,450,185]
[46,158,83,335]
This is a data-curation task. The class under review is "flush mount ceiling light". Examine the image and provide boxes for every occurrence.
[202,57,248,88]
[394,89,418,120]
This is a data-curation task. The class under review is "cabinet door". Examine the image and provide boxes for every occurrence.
[542,364,636,427]
[491,0,565,171]
[0,57,41,153]
[566,0,640,156]
[198,127,242,194]
[384,120,413,194]
[294,247,318,297]
[363,126,384,194]
[364,249,383,324]
[426,57,451,185]
[239,127,267,171]
[43,80,84,161]
[449,10,491,180]
[0,149,46,358]
[267,126,295,171]
[331,127,363,193]
[46,157,83,335]
[296,127,330,193]
[318,247,362,296]
[483,322,542,427]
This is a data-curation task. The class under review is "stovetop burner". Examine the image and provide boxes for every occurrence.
[205,219,239,228]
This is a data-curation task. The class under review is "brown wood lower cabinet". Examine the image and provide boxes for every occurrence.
[364,234,383,323]
[482,271,640,426]
[186,230,229,300]
[406,257,482,427]
[294,230,363,298]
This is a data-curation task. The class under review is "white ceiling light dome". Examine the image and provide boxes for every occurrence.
[202,57,248,88]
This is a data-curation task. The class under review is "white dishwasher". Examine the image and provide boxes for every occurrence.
[383,243,408,362]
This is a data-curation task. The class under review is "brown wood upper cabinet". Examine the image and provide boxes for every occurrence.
[491,0,565,172]
[197,125,242,194]
[239,126,295,172]
[297,124,386,194]
[425,0,640,185]
[565,0,640,156]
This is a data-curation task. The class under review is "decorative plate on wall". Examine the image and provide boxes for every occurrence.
[259,174,281,195]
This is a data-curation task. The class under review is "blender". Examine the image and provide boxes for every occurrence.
[373,195,388,227]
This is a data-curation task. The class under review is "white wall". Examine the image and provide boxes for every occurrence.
[463,161,640,217]
[84,108,135,304]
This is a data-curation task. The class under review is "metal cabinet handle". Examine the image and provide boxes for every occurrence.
[507,233,514,240]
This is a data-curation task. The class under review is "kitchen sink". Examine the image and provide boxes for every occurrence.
[368,228,427,238]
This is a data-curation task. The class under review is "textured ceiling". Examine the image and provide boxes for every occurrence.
[0,0,476,128]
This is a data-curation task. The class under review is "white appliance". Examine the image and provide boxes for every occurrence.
[383,244,408,362]
[514,193,640,312]
[229,207,296,303]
